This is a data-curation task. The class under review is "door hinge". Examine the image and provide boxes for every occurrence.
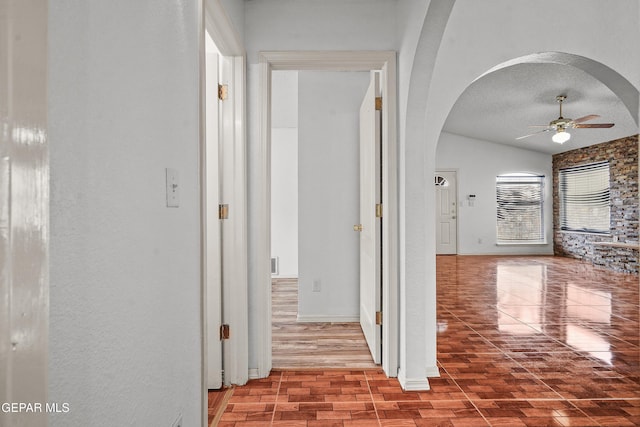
[375,203,383,218]
[375,97,382,111]
[376,311,382,325]
[218,204,229,219]
[220,324,230,340]
[218,84,228,101]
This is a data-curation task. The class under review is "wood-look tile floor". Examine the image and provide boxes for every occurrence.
[215,255,640,426]
[272,278,377,369]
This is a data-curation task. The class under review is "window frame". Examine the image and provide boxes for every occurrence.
[558,161,611,234]
[495,173,546,245]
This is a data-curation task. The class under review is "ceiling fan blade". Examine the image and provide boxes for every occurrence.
[516,128,551,140]
[572,114,600,124]
[573,123,615,128]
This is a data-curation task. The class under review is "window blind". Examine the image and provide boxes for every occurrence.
[496,175,545,243]
[559,161,610,233]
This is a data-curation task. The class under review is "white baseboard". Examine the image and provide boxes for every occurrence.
[296,314,359,323]
[248,368,260,379]
[426,365,440,378]
[397,368,431,391]
[271,274,298,279]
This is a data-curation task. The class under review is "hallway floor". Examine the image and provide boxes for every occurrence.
[215,255,640,426]
[272,277,376,369]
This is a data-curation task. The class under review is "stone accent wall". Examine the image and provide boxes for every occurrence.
[553,135,639,274]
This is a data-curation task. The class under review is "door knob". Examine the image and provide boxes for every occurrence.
[353,224,363,232]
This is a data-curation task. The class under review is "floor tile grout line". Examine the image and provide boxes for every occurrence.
[436,357,605,427]
[363,370,383,427]
[441,308,586,425]
[445,307,586,402]
[442,301,607,426]
[435,360,492,427]
[270,371,284,425]
[456,313,586,408]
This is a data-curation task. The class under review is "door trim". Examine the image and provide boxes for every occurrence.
[256,51,398,378]
[200,1,247,425]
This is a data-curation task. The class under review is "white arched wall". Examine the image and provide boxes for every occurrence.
[401,0,639,387]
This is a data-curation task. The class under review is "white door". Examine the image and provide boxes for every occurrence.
[205,51,223,389]
[357,72,381,364]
[435,170,457,254]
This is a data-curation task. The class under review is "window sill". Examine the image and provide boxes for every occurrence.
[495,242,548,246]
[558,230,611,237]
[592,241,639,249]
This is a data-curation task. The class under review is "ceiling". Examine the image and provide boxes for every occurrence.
[442,63,639,155]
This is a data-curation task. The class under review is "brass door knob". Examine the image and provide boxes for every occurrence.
[353,224,363,232]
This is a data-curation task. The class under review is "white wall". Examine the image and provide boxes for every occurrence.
[271,71,299,278]
[49,2,201,426]
[271,128,299,277]
[219,0,245,47]
[297,71,369,320]
[436,132,553,255]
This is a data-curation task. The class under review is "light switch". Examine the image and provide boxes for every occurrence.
[166,168,179,207]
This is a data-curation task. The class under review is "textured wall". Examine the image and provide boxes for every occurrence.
[553,135,639,274]
[49,1,202,426]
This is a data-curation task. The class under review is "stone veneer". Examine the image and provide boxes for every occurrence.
[553,134,639,274]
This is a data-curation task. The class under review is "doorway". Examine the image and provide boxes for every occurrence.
[435,170,458,254]
[255,51,399,379]
[270,70,378,368]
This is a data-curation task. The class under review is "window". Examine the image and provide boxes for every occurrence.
[559,161,610,233]
[434,175,449,187]
[496,174,545,244]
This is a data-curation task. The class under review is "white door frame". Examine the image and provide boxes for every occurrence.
[200,1,247,426]
[256,51,398,378]
[1,2,48,426]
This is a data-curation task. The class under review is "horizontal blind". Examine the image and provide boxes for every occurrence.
[496,175,544,243]
[559,161,610,233]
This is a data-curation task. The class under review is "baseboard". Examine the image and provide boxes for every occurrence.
[397,368,431,391]
[426,365,440,378]
[296,314,359,323]
[271,275,298,279]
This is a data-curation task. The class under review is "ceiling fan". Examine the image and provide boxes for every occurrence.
[516,95,615,143]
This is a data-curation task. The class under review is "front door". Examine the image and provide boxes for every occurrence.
[435,170,457,254]
[357,72,381,364]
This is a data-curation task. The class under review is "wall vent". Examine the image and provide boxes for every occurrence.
[271,257,279,275]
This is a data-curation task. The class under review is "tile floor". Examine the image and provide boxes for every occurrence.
[216,255,640,426]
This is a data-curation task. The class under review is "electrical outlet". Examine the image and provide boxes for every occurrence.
[312,279,320,292]
[172,414,182,427]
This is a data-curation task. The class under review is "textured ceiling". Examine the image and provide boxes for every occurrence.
[442,63,638,155]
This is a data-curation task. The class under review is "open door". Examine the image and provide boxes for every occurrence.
[205,51,223,389]
[357,72,382,364]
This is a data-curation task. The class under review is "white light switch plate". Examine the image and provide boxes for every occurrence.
[166,168,179,207]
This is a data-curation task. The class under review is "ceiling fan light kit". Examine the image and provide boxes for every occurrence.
[516,95,615,143]
[552,129,571,143]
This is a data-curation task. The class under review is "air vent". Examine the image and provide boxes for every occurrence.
[271,257,279,275]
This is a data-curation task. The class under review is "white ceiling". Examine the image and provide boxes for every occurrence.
[442,63,639,155]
